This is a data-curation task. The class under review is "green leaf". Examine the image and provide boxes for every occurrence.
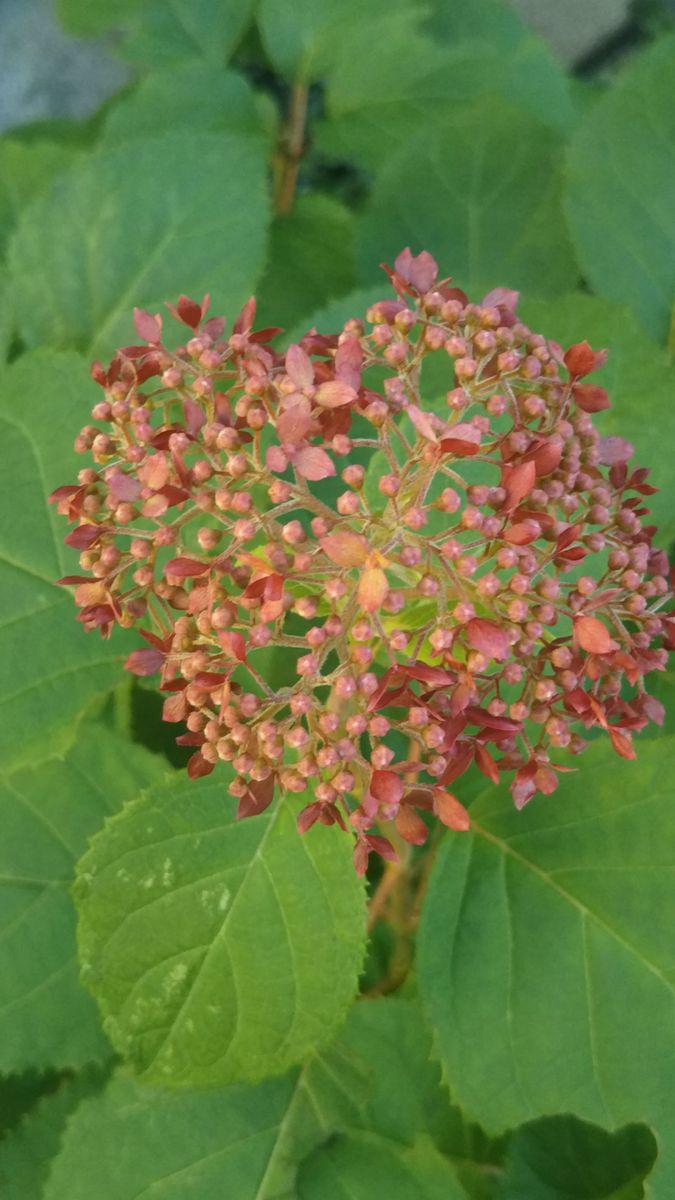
[255,195,357,334]
[43,1070,305,1199]
[520,293,675,547]
[0,137,82,256]
[56,0,138,36]
[0,1069,106,1200]
[357,99,579,299]
[417,737,675,1196]
[101,63,274,147]
[500,1114,657,1200]
[8,131,270,358]
[297,1132,467,1199]
[0,724,164,1073]
[121,0,254,66]
[75,777,366,1086]
[0,269,12,362]
[313,0,576,172]
[0,352,129,767]
[565,35,675,341]
[257,0,389,82]
[59,0,254,63]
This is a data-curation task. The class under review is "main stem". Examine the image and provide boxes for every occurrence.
[274,82,309,215]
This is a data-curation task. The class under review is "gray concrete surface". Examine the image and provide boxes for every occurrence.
[0,0,128,133]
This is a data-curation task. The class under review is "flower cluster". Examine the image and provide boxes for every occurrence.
[51,250,674,872]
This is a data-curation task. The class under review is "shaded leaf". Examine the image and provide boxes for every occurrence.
[500,1112,657,1200]
[0,725,164,1073]
[565,35,675,341]
[0,352,128,767]
[255,194,357,333]
[297,1132,467,1199]
[0,1068,105,1200]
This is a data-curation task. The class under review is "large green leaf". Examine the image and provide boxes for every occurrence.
[0,352,128,766]
[100,63,274,147]
[521,293,675,547]
[0,725,164,1073]
[500,1114,657,1199]
[0,1069,105,1200]
[417,737,675,1197]
[317,37,576,173]
[8,131,270,358]
[297,1132,467,1199]
[44,1070,305,1199]
[257,0,394,82]
[357,100,579,298]
[565,35,675,342]
[255,195,357,333]
[75,777,366,1086]
[0,138,82,256]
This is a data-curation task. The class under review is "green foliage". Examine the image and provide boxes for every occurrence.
[418,738,675,1186]
[565,35,675,341]
[297,1133,467,1199]
[357,100,578,297]
[8,132,269,358]
[1,1,674,1195]
[75,777,366,1085]
[0,724,163,1073]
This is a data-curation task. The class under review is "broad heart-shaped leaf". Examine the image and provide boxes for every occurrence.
[317,22,577,171]
[417,737,675,1198]
[100,63,275,148]
[521,293,675,548]
[34,997,498,1200]
[297,1132,467,1200]
[44,1070,308,1200]
[0,1068,106,1200]
[0,351,132,767]
[565,35,675,342]
[8,130,269,359]
[500,1113,657,1200]
[117,0,255,66]
[255,195,358,334]
[0,724,164,1074]
[74,776,366,1086]
[356,99,579,299]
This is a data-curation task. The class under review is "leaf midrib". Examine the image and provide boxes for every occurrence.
[473,822,675,994]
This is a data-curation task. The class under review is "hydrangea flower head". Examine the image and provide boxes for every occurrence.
[51,250,674,872]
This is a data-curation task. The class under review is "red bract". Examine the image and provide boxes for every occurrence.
[50,253,673,868]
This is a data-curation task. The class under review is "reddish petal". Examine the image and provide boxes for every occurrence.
[396,805,428,845]
[187,751,214,779]
[285,343,314,390]
[358,567,389,612]
[574,615,619,655]
[370,770,404,806]
[165,557,210,579]
[573,384,610,413]
[433,791,470,831]
[219,631,247,661]
[314,381,358,408]
[292,445,336,481]
[465,618,510,661]
[133,307,162,343]
[320,531,369,567]
[125,648,164,676]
